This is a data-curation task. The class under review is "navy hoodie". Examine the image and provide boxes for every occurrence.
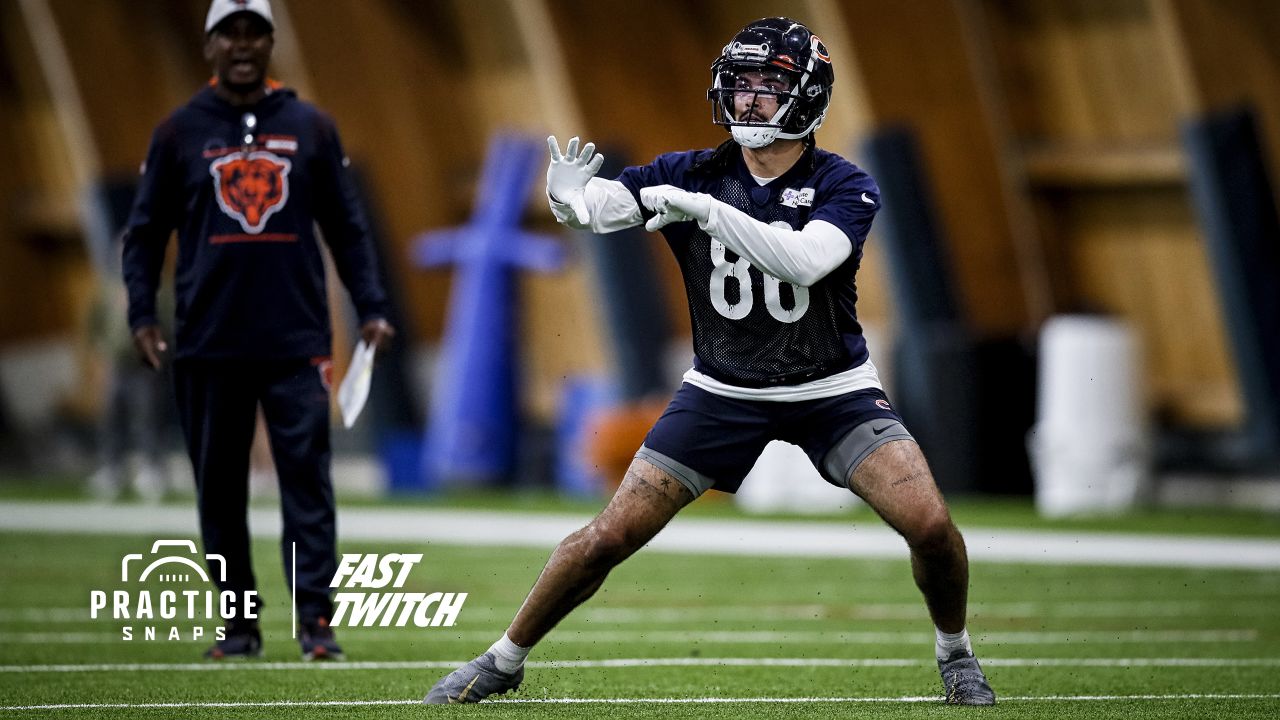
[123,84,388,359]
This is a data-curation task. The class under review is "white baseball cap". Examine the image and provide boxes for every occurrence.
[205,0,274,33]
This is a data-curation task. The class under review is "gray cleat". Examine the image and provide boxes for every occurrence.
[938,649,996,705]
[423,652,524,704]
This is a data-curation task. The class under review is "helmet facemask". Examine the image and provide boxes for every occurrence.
[707,21,834,149]
[709,64,800,148]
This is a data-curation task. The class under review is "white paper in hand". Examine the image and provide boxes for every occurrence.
[337,340,376,429]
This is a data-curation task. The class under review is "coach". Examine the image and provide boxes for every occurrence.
[123,0,394,660]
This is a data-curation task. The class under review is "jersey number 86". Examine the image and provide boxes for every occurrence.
[709,236,810,323]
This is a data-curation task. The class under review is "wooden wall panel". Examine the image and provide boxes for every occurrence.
[0,3,38,342]
[5,0,1269,434]
[839,1,1030,337]
[799,0,896,343]
[0,0,901,387]
[537,0,673,356]
[978,0,1243,427]
[548,0,725,164]
[1166,0,1280,206]
[289,0,474,345]
[0,1,92,343]
[545,0,717,346]
[48,0,201,176]
[983,0,1185,145]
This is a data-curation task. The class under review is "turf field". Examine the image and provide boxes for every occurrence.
[0,501,1278,718]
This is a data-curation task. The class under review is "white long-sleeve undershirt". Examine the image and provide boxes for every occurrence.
[700,198,852,287]
[548,178,643,233]
[549,178,853,287]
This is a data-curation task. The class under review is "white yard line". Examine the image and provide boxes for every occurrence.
[3,693,1279,711]
[0,629,1258,645]
[0,700,418,711]
[1,501,1279,569]
[495,693,1280,703]
[0,657,1278,673]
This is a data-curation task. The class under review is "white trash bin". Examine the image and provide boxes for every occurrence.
[1029,315,1151,517]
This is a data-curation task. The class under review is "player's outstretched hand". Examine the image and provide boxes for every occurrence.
[547,135,604,224]
[132,325,168,371]
[640,185,712,232]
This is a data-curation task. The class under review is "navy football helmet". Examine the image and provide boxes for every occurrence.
[708,17,834,148]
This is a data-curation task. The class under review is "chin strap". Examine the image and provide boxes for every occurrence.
[731,125,780,148]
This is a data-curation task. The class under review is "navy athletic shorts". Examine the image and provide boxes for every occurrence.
[638,383,911,496]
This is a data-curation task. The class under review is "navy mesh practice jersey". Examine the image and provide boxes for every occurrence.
[617,141,880,388]
[123,85,387,359]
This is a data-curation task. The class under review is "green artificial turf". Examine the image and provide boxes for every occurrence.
[0,526,1277,719]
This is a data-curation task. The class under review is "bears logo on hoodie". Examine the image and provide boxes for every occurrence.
[210,151,291,233]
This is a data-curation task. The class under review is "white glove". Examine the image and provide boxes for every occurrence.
[547,135,604,224]
[639,184,712,232]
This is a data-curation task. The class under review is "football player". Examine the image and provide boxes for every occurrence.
[425,17,995,705]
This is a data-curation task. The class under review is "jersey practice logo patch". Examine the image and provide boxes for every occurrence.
[780,187,815,208]
[210,151,292,234]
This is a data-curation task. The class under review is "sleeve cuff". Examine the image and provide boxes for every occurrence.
[698,196,728,235]
[546,191,577,223]
[128,314,159,332]
[357,310,388,326]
